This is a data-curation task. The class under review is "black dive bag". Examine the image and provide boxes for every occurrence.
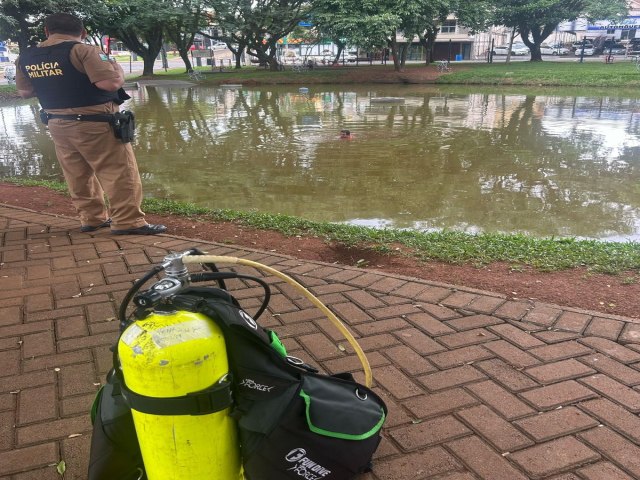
[88,286,386,480]
[88,371,145,480]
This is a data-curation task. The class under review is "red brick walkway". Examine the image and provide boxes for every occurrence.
[2,204,640,479]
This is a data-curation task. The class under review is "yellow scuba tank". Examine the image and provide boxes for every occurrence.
[118,309,242,480]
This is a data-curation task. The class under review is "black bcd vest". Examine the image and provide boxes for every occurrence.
[19,41,119,109]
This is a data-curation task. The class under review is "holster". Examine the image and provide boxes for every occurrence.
[112,111,136,143]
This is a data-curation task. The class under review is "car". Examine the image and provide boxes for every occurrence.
[511,43,530,55]
[572,40,593,51]
[492,43,529,56]
[629,39,640,56]
[574,46,595,56]
[600,43,626,55]
[492,45,509,55]
[540,43,569,55]
[345,51,357,62]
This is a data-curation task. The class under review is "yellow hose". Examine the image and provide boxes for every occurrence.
[183,255,372,388]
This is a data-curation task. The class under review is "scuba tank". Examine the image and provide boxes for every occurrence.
[117,310,240,479]
[114,250,252,480]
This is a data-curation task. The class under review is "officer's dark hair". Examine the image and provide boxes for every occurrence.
[44,13,84,36]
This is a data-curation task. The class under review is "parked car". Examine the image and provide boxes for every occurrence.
[345,51,357,62]
[572,40,593,51]
[599,42,626,55]
[511,43,530,55]
[540,43,569,55]
[492,42,529,55]
[574,45,595,56]
[492,45,509,55]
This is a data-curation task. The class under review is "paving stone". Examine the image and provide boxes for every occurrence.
[508,437,600,479]
[529,341,593,362]
[475,358,539,392]
[403,388,479,419]
[465,296,506,315]
[428,345,494,369]
[405,312,455,336]
[619,323,640,344]
[579,426,640,479]
[383,345,437,375]
[456,404,534,452]
[445,314,503,332]
[579,397,640,444]
[488,323,545,349]
[437,328,499,349]
[514,406,599,442]
[577,461,635,480]
[578,353,640,386]
[579,337,640,364]
[579,374,640,412]
[533,330,582,343]
[446,435,529,480]
[394,327,447,355]
[0,443,59,476]
[519,380,598,411]
[525,359,596,384]
[585,317,625,341]
[553,311,592,333]
[389,415,471,450]
[466,380,535,420]
[373,446,463,480]
[483,340,540,368]
[418,365,487,392]
[372,365,424,400]
[493,300,532,321]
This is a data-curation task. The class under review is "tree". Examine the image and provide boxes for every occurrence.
[0,0,85,51]
[313,0,459,71]
[311,0,400,68]
[88,0,168,76]
[163,0,209,72]
[491,0,627,62]
[206,0,310,70]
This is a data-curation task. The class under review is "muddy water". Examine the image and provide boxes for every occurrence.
[2,84,640,240]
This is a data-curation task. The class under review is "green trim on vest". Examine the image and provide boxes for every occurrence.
[299,389,386,440]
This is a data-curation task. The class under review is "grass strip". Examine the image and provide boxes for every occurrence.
[436,61,640,87]
[4,178,640,274]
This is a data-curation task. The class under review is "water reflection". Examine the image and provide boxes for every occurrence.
[2,85,640,240]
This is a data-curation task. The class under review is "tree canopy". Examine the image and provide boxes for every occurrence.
[0,0,633,71]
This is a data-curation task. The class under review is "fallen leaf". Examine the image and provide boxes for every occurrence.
[56,460,66,476]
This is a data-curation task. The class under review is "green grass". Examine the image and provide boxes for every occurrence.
[438,60,640,87]
[4,177,640,274]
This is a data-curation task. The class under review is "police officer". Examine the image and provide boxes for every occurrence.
[15,13,166,235]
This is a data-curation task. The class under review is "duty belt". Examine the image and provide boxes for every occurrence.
[43,113,115,122]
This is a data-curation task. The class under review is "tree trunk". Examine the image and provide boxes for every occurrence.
[400,43,409,69]
[389,38,402,72]
[268,57,280,71]
[142,53,157,76]
[530,47,542,61]
[179,51,193,71]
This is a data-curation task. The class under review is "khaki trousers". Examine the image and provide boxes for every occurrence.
[47,118,146,230]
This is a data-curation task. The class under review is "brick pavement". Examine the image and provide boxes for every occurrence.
[2,203,640,479]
